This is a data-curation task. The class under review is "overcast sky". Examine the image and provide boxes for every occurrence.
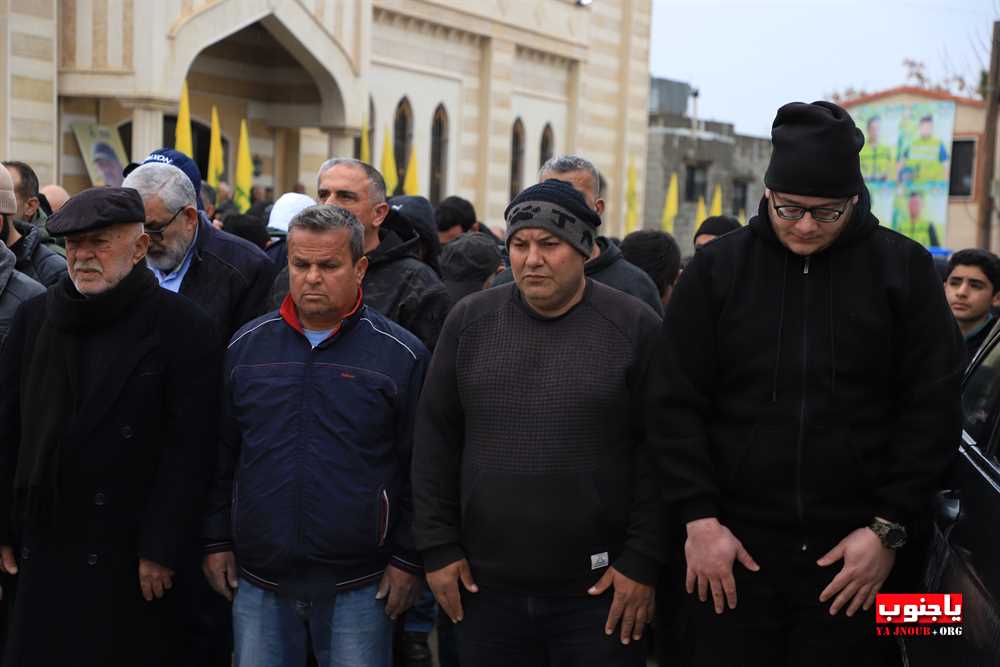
[649,0,996,137]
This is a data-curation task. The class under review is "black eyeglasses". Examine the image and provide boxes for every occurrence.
[772,198,850,223]
[144,208,185,240]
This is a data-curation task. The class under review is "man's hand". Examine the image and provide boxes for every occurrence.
[426,558,479,623]
[0,546,17,575]
[202,551,239,601]
[818,526,896,616]
[588,566,655,645]
[685,518,760,614]
[376,564,422,620]
[139,558,175,602]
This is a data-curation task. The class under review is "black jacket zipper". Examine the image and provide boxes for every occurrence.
[796,256,810,550]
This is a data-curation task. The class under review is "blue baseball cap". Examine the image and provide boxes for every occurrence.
[123,148,205,210]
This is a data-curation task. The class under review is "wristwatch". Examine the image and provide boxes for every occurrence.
[868,517,907,550]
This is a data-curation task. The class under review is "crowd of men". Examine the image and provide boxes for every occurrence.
[0,99,988,667]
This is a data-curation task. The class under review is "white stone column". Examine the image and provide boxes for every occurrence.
[123,100,172,162]
[324,127,358,161]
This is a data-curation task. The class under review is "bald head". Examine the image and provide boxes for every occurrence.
[40,184,70,213]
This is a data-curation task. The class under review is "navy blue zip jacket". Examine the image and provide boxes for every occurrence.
[204,291,430,598]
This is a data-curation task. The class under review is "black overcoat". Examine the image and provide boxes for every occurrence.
[0,280,220,666]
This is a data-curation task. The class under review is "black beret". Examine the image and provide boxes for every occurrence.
[47,187,147,237]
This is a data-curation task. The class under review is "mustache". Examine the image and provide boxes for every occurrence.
[72,259,103,274]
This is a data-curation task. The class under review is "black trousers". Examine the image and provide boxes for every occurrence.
[678,525,902,667]
[457,587,646,667]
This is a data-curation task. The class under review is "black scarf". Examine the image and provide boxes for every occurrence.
[17,262,156,525]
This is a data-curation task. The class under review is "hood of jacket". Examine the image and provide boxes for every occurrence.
[0,243,14,294]
[586,237,623,276]
[368,211,423,269]
[747,187,878,256]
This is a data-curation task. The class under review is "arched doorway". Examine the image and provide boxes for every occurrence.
[118,117,231,182]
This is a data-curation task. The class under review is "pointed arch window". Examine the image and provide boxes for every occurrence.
[539,123,554,168]
[430,104,449,206]
[393,97,413,195]
[510,118,525,201]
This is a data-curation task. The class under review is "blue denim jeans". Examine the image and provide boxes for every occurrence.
[233,578,393,667]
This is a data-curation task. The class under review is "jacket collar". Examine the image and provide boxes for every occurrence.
[12,220,40,259]
[279,287,365,346]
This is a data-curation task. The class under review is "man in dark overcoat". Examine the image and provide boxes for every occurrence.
[0,187,220,666]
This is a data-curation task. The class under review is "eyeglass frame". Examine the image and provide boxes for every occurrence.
[771,194,852,223]
[143,206,187,240]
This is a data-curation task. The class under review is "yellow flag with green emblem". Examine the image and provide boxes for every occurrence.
[207,106,224,188]
[661,172,678,233]
[175,81,193,158]
[403,148,419,196]
[234,119,252,213]
[710,184,723,217]
[380,126,398,195]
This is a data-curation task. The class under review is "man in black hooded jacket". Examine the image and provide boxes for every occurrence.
[646,101,964,666]
[270,159,450,351]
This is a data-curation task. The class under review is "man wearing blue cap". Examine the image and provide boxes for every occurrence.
[123,151,274,340]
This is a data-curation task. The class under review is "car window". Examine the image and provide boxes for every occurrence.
[962,335,1000,450]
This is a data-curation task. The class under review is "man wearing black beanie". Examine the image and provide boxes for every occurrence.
[413,179,662,666]
[647,101,964,666]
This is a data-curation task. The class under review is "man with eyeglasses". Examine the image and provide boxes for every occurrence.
[122,159,273,667]
[122,158,273,342]
[646,101,964,666]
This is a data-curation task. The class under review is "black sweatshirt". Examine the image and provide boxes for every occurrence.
[646,191,964,540]
[413,280,662,594]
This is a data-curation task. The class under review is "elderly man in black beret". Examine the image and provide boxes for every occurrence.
[0,187,220,666]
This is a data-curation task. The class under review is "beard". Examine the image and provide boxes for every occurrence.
[1,215,9,245]
[146,236,192,272]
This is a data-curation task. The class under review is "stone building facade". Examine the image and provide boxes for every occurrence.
[643,77,770,253]
[0,0,652,234]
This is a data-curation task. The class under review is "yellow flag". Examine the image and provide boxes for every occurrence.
[738,208,747,225]
[710,184,723,217]
[660,172,679,233]
[625,159,638,234]
[380,126,398,195]
[175,81,193,158]
[207,106,224,188]
[695,196,707,226]
[234,119,253,213]
[360,115,371,164]
[403,147,419,196]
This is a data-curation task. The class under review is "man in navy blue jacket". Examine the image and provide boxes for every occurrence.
[203,204,430,667]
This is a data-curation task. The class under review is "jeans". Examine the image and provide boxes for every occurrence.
[402,587,437,634]
[233,578,393,667]
[457,588,645,667]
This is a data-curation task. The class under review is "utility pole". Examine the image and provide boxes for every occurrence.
[978,21,1000,250]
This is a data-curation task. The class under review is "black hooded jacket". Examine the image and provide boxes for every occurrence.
[8,221,67,288]
[270,211,450,351]
[646,190,964,538]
